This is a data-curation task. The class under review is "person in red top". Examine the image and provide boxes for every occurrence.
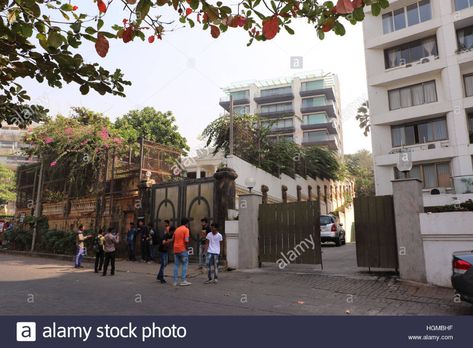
[172,218,192,286]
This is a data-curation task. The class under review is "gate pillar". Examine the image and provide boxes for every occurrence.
[213,167,238,235]
[392,179,427,283]
[238,193,261,269]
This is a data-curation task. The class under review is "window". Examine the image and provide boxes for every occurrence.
[457,25,473,50]
[467,114,473,143]
[302,96,326,107]
[301,80,325,91]
[233,105,249,115]
[382,1,431,34]
[229,90,249,100]
[303,131,329,143]
[260,102,293,114]
[394,162,451,188]
[262,118,293,130]
[455,0,473,11]
[303,112,329,125]
[388,81,437,110]
[391,117,448,147]
[464,74,473,97]
[384,36,438,69]
[260,86,292,97]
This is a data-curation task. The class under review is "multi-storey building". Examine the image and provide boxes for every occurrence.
[219,71,343,153]
[363,0,473,196]
[0,122,35,169]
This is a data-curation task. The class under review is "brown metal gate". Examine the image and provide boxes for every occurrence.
[354,195,398,270]
[258,201,322,266]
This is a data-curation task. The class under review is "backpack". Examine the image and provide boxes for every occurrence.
[92,236,101,252]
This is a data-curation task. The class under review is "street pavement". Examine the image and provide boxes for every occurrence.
[0,244,472,315]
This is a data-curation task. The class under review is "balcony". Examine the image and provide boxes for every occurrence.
[301,122,337,134]
[219,95,250,111]
[258,107,295,118]
[300,101,337,118]
[268,126,296,134]
[254,92,294,104]
[302,133,339,150]
[300,86,335,100]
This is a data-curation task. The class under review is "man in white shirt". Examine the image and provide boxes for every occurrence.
[205,223,223,284]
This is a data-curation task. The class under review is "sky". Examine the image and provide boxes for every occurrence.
[21,5,372,156]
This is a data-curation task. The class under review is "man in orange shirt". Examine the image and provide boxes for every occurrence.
[172,218,192,286]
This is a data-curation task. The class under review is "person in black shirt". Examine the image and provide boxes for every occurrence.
[157,221,173,284]
[198,217,211,269]
[138,220,150,262]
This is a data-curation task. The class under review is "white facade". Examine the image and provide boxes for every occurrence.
[363,0,473,196]
[219,71,343,153]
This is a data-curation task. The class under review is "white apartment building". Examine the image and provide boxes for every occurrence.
[219,71,343,153]
[363,0,473,196]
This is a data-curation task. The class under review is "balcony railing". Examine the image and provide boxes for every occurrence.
[300,100,337,118]
[257,107,295,118]
[301,121,337,134]
[453,175,473,194]
[219,95,250,111]
[300,86,335,100]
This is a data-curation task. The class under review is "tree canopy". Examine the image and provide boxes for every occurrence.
[355,100,370,136]
[201,113,341,180]
[0,164,15,205]
[114,107,189,153]
[1,0,389,127]
[344,149,374,197]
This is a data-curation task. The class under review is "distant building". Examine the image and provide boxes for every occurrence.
[0,122,37,170]
[219,71,343,153]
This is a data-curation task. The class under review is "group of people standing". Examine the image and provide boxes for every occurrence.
[75,225,120,276]
[74,217,224,286]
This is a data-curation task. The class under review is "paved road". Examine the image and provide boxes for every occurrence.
[0,247,472,316]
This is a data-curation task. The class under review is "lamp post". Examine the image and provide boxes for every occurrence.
[245,177,256,193]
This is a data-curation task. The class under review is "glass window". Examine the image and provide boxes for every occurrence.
[455,0,470,11]
[388,81,437,110]
[260,102,293,113]
[302,80,324,91]
[464,75,473,97]
[407,4,419,27]
[458,25,473,50]
[303,131,328,143]
[385,36,437,69]
[423,164,437,188]
[437,163,451,188]
[260,86,292,97]
[418,0,432,22]
[304,113,328,125]
[302,96,326,107]
[389,90,401,110]
[383,13,394,34]
[393,8,406,30]
[230,90,249,100]
[234,105,249,115]
[391,117,447,147]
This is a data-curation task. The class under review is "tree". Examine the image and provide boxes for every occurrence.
[202,113,342,180]
[355,100,370,136]
[344,149,375,197]
[1,1,389,127]
[114,107,189,153]
[0,164,16,205]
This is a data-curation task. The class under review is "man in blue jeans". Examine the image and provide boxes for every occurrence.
[172,218,191,286]
[75,225,92,268]
[157,223,173,284]
[126,222,137,261]
[205,223,223,284]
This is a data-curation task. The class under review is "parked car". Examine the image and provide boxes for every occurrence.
[320,214,345,246]
[451,250,473,304]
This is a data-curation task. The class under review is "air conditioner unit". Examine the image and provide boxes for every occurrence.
[430,187,446,195]
[418,57,431,64]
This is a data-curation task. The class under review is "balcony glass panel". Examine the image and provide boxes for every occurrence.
[260,86,292,97]
[303,113,329,125]
[229,90,249,100]
[301,80,325,91]
[260,102,293,113]
[303,131,329,143]
[302,96,326,107]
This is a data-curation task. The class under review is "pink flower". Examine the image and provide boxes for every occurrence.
[64,127,73,135]
[98,127,109,141]
[44,137,54,144]
[80,139,89,145]
[50,161,57,167]
[113,137,122,144]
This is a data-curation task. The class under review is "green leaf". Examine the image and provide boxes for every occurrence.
[47,30,64,49]
[136,0,152,20]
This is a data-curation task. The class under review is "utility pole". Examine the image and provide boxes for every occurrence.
[229,95,234,157]
[31,158,44,252]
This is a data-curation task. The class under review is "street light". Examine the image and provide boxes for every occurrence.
[245,177,256,193]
